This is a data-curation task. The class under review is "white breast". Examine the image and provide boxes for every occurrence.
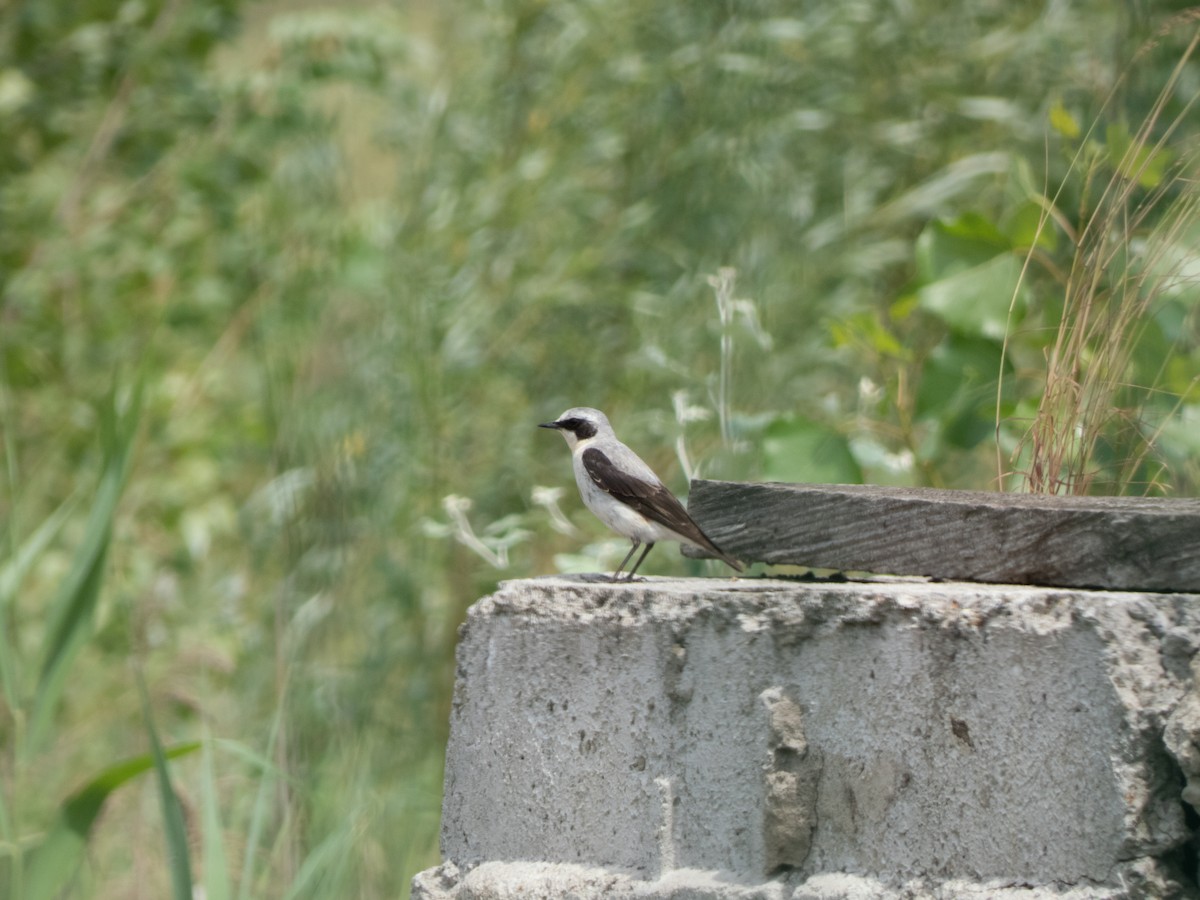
[571,453,689,545]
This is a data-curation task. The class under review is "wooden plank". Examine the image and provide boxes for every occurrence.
[686,480,1200,592]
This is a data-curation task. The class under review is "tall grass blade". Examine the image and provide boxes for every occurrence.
[137,667,195,900]
[0,498,78,700]
[202,731,233,900]
[22,742,201,900]
[280,821,356,900]
[236,696,287,900]
[0,495,78,614]
[28,377,142,755]
[0,496,79,854]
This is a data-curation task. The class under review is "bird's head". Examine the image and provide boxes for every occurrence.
[539,407,611,450]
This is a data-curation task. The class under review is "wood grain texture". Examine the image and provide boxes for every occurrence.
[686,480,1200,591]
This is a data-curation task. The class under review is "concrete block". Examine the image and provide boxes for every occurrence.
[414,576,1200,899]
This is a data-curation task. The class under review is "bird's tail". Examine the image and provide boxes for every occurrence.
[696,533,744,572]
[717,548,745,572]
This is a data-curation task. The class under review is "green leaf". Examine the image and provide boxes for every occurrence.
[138,669,195,900]
[0,495,78,729]
[1156,405,1200,458]
[281,822,357,900]
[916,252,1024,340]
[22,742,201,900]
[828,311,908,360]
[201,733,233,900]
[0,496,77,613]
[761,417,862,484]
[236,708,287,900]
[916,335,1011,450]
[914,213,1011,283]
[1001,199,1058,252]
[1048,98,1080,139]
[1106,121,1173,189]
[29,378,142,755]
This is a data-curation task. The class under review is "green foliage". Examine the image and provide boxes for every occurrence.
[760,418,862,485]
[30,378,141,754]
[0,378,208,899]
[22,741,200,900]
[200,733,233,900]
[826,22,1200,492]
[138,668,194,900]
[1,0,1198,897]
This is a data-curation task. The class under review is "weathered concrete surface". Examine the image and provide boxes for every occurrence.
[414,576,1200,899]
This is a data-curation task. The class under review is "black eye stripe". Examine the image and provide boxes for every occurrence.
[561,418,597,439]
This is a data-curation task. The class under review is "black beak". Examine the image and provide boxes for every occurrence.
[538,420,562,430]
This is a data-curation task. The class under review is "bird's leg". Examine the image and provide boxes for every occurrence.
[611,540,641,582]
[624,542,655,581]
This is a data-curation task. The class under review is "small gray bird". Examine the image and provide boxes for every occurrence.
[539,407,743,581]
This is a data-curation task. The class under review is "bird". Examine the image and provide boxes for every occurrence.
[539,407,743,581]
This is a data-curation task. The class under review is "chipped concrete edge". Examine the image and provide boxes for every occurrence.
[412,858,1182,899]
[416,576,1200,899]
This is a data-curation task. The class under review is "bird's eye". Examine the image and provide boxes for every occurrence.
[571,418,597,439]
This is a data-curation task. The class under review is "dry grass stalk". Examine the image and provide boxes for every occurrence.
[1013,25,1200,494]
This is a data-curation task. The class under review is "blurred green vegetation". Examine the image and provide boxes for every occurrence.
[0,0,1197,896]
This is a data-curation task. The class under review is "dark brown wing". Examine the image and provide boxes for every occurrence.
[581,447,742,570]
